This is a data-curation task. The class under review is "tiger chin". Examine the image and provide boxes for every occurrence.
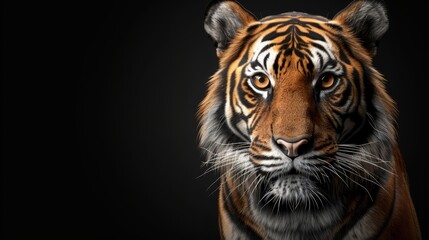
[198,0,421,239]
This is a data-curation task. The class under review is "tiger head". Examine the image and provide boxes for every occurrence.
[198,0,407,237]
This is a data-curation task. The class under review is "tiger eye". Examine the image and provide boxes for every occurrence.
[319,73,337,90]
[251,74,271,90]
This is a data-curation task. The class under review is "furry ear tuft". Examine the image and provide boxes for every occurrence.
[204,0,256,57]
[334,0,389,57]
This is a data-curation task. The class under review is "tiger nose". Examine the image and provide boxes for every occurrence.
[276,138,309,158]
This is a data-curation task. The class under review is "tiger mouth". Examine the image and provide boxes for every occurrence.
[258,174,328,211]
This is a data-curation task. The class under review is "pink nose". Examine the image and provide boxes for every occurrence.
[276,138,309,158]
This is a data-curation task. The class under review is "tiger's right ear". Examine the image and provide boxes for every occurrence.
[204,0,256,58]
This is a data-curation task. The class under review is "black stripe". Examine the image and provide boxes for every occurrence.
[326,23,343,31]
[261,29,285,43]
[339,62,348,77]
[273,52,281,76]
[279,50,287,72]
[222,180,263,240]
[247,24,260,33]
[296,26,325,42]
[249,113,260,132]
[306,60,314,76]
[228,70,250,141]
[257,18,330,36]
[338,44,351,65]
[325,107,341,129]
[294,48,305,58]
[219,32,256,69]
[301,21,324,30]
[331,81,351,107]
[252,143,271,151]
[272,18,325,29]
[250,61,262,70]
[311,41,328,53]
[253,22,285,34]
[238,35,261,66]
[314,139,333,152]
[263,52,270,69]
[237,81,254,108]
[245,107,256,121]
[337,35,359,64]
[317,52,325,68]
[322,59,337,71]
[251,155,282,160]
[296,58,305,73]
[228,70,237,111]
[239,49,250,66]
[351,68,362,111]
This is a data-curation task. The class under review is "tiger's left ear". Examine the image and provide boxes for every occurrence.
[333,0,389,57]
[204,0,257,58]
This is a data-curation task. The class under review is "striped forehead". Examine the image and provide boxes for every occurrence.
[245,16,338,76]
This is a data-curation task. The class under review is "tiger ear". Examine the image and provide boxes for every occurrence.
[333,0,389,57]
[204,0,257,58]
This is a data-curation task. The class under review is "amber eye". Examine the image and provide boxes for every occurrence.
[250,74,271,90]
[318,73,337,90]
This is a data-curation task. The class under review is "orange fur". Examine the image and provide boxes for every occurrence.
[199,1,421,239]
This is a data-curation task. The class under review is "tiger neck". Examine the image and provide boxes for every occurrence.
[218,168,396,240]
[340,156,396,240]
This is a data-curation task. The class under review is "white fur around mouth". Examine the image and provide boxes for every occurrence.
[266,175,319,203]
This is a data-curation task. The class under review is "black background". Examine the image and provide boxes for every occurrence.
[2,0,427,239]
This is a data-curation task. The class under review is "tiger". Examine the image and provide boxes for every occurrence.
[197,0,422,239]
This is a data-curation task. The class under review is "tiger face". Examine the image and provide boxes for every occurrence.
[220,14,372,208]
[199,0,421,239]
